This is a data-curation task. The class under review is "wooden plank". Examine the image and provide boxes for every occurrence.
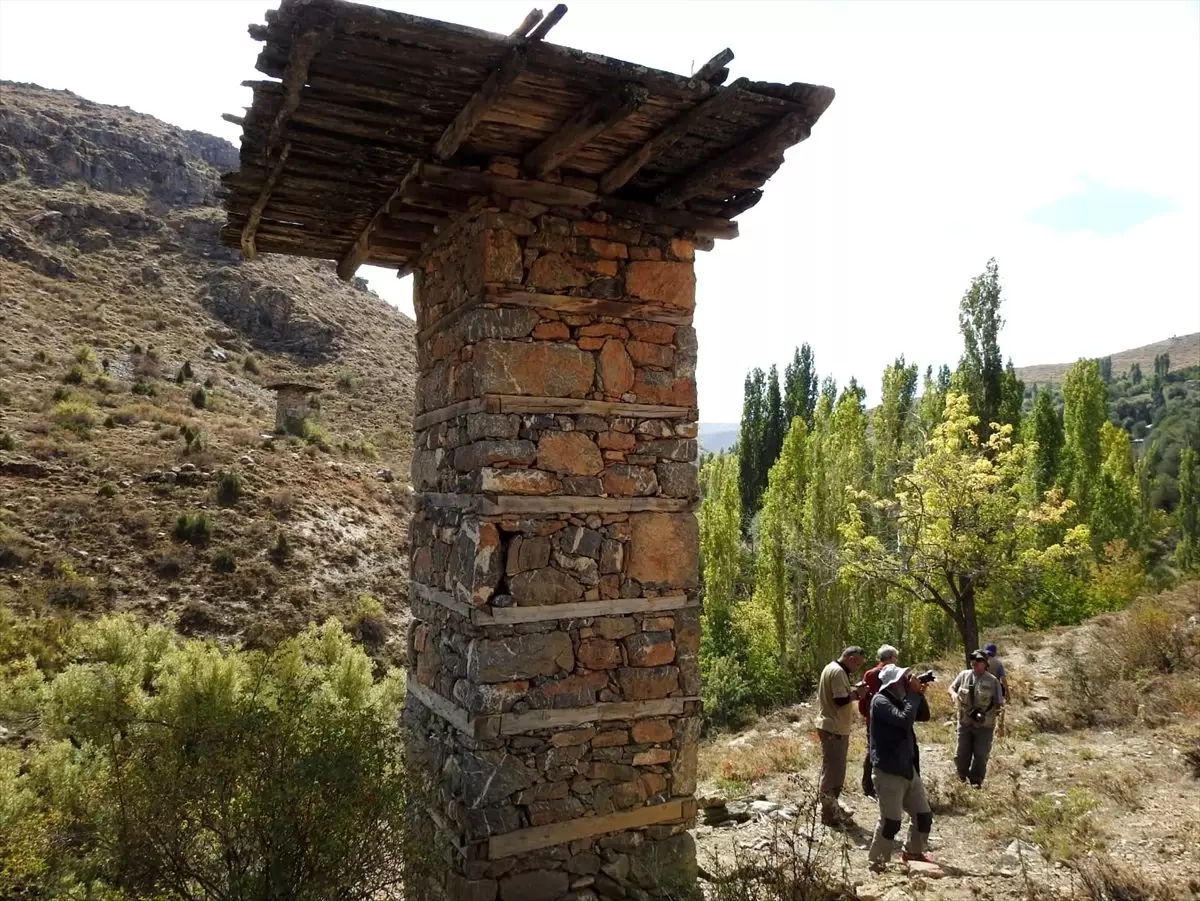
[524,84,649,178]
[336,161,422,279]
[411,581,474,619]
[510,8,544,39]
[434,47,529,161]
[406,679,473,736]
[478,495,696,515]
[489,801,684,859]
[598,78,749,194]
[491,289,692,326]
[527,3,568,41]
[501,698,691,736]
[657,111,811,209]
[489,594,696,625]
[420,493,481,511]
[420,163,598,207]
[413,397,487,430]
[693,48,734,84]
[597,197,738,240]
[491,393,693,420]
[240,29,329,260]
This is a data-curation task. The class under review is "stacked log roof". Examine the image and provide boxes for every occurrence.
[220,0,835,279]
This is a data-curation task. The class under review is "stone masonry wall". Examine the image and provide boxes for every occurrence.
[405,163,703,901]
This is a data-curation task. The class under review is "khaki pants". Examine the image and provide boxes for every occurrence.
[868,768,931,864]
[955,725,995,786]
[818,729,849,815]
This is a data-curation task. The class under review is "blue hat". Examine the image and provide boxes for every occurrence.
[984,643,998,655]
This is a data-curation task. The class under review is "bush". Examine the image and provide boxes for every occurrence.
[103,415,116,429]
[243,355,260,374]
[97,482,117,499]
[0,431,13,452]
[175,361,194,383]
[131,378,157,397]
[51,399,95,439]
[212,548,237,573]
[336,369,358,393]
[0,618,429,900]
[701,653,753,730]
[216,470,244,507]
[269,532,291,565]
[0,387,11,406]
[190,387,207,409]
[348,594,389,648]
[62,363,86,384]
[72,344,95,366]
[173,512,212,545]
[93,373,116,393]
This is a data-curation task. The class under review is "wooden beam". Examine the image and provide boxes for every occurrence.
[239,29,328,260]
[598,77,749,194]
[405,680,473,736]
[722,188,763,218]
[421,163,598,207]
[597,196,738,240]
[222,112,245,127]
[510,8,544,38]
[527,3,568,41]
[523,84,649,178]
[500,698,691,736]
[336,161,422,279]
[694,47,734,83]
[490,394,693,420]
[488,801,684,859]
[492,290,692,326]
[489,594,696,625]
[656,111,811,209]
[477,495,695,516]
[433,47,529,161]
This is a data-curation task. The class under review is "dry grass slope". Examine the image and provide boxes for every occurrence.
[1015,332,1199,385]
[0,82,418,657]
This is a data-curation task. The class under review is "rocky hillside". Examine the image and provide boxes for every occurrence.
[1015,333,1199,386]
[0,82,418,657]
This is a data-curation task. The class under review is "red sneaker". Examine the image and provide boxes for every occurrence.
[902,851,936,864]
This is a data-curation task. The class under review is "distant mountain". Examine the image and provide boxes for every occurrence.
[698,422,739,453]
[1016,333,1199,385]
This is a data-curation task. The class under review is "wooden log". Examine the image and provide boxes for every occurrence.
[412,397,487,431]
[222,113,245,127]
[500,698,691,736]
[433,46,529,161]
[477,495,696,516]
[405,680,473,736]
[722,188,763,218]
[598,78,748,194]
[523,84,649,178]
[488,594,696,625]
[597,197,738,240]
[693,47,734,83]
[510,8,544,38]
[656,111,811,209]
[527,3,568,41]
[492,289,692,326]
[337,161,422,279]
[240,28,329,260]
[488,801,684,859]
[420,163,598,207]
[491,394,694,420]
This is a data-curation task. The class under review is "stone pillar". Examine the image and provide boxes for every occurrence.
[405,177,702,901]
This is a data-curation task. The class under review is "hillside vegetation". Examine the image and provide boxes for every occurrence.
[1014,333,1199,385]
[0,83,419,655]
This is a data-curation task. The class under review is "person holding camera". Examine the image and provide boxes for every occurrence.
[948,649,1004,788]
[858,644,899,798]
[867,664,933,870]
[816,646,868,826]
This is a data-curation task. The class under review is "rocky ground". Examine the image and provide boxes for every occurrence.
[692,583,1200,900]
[0,82,419,657]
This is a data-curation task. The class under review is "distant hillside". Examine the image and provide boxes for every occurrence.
[0,82,418,657]
[1016,333,1199,385]
[699,422,740,453]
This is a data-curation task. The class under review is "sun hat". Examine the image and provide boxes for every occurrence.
[969,649,988,662]
[877,644,899,662]
[984,643,998,655]
[878,664,910,690]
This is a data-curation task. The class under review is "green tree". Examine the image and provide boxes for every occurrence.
[1090,421,1141,552]
[1176,445,1198,571]
[738,369,767,525]
[783,343,819,428]
[841,392,1082,655]
[1129,362,1143,386]
[917,364,952,439]
[872,356,919,497]
[1151,352,1170,409]
[999,359,1025,439]
[1027,386,1064,499]
[762,364,786,478]
[1062,358,1108,518]
[1098,356,1113,383]
[954,258,1009,437]
[701,453,745,661]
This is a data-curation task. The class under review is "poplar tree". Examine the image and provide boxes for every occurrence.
[955,258,1007,437]
[872,356,919,497]
[1027,386,1064,498]
[1090,421,1141,552]
[784,343,819,428]
[1176,446,1198,571]
[1062,358,1108,517]
[737,369,767,525]
[762,364,786,477]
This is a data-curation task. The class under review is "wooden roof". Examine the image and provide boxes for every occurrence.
[221,0,835,280]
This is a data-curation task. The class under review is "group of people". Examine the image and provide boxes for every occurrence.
[815,643,1007,870]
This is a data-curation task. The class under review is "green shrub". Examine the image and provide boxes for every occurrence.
[212,548,238,573]
[1028,788,1101,860]
[190,387,207,409]
[31,349,50,364]
[348,594,389,648]
[0,618,429,900]
[102,415,116,429]
[175,361,194,384]
[131,378,157,397]
[701,653,753,731]
[62,363,86,385]
[336,369,358,393]
[51,399,95,439]
[243,355,260,374]
[269,532,291,565]
[93,373,116,393]
[72,344,95,366]
[173,512,212,545]
[216,470,244,506]
[0,431,13,452]
[97,482,117,499]
[51,385,72,402]
[341,437,379,459]
[0,387,11,406]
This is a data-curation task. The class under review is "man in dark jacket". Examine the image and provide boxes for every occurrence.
[859,644,899,798]
[867,664,933,870]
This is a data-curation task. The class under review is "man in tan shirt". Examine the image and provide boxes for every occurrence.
[816,645,867,825]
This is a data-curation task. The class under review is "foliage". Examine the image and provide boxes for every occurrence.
[1027,386,1064,499]
[190,386,207,409]
[0,617,427,900]
[0,430,14,452]
[1062,358,1108,518]
[172,512,212,545]
[783,343,818,429]
[216,469,244,506]
[1177,446,1198,571]
[52,398,96,439]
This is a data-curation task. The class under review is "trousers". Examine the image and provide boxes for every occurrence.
[868,768,931,864]
[818,729,849,814]
[955,725,995,786]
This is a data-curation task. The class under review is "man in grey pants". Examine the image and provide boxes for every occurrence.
[816,646,867,826]
[948,649,1004,788]
[867,664,933,870]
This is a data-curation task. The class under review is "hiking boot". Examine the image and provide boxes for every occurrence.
[902,851,936,864]
[868,860,888,874]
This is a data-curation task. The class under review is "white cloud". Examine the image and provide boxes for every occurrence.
[2,0,1196,420]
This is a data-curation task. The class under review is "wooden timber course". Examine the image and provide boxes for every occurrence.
[220,0,835,279]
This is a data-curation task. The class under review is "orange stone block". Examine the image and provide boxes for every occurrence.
[625,261,695,310]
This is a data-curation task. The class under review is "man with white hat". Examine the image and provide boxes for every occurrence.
[867,663,933,871]
[858,644,900,798]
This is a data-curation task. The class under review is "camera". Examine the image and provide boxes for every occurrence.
[916,670,937,684]
[969,709,986,723]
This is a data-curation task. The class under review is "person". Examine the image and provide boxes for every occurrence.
[859,644,899,798]
[984,643,1009,697]
[867,664,933,871]
[816,646,868,826]
[948,649,1004,788]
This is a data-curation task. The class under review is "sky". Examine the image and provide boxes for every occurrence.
[1,0,1198,422]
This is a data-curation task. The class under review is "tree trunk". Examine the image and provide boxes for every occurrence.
[959,581,980,660]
